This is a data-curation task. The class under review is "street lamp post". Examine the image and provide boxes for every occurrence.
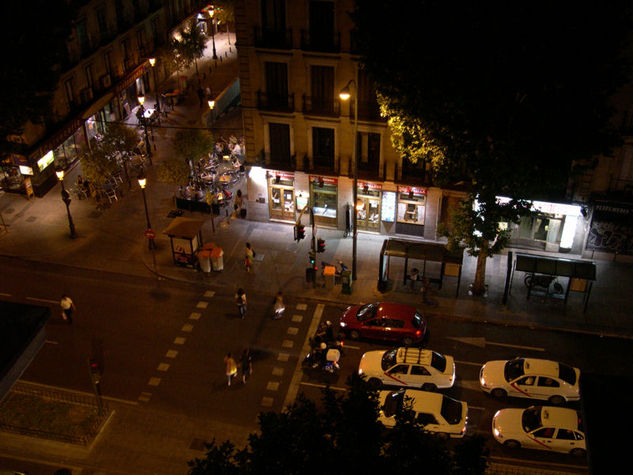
[149,57,161,115]
[208,10,218,60]
[55,169,77,239]
[137,94,153,165]
[339,75,359,281]
[138,175,156,250]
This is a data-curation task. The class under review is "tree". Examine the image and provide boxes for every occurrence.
[214,1,235,36]
[0,1,72,153]
[171,19,207,84]
[352,0,632,294]
[187,375,488,474]
[173,128,214,164]
[157,156,190,184]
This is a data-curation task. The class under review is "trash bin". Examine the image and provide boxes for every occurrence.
[198,250,212,273]
[341,270,352,294]
[210,247,224,271]
[324,265,336,289]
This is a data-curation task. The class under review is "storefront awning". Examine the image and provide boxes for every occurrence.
[81,92,114,120]
[383,239,462,264]
[163,217,205,239]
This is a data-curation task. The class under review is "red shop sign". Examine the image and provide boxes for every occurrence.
[397,186,427,195]
[310,175,338,185]
[359,181,382,191]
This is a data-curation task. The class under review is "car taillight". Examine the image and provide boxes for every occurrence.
[415,330,421,336]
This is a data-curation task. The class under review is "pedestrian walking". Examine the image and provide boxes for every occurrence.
[197,87,205,107]
[244,242,254,272]
[273,291,285,319]
[224,352,238,386]
[60,294,75,324]
[240,348,252,384]
[235,288,247,319]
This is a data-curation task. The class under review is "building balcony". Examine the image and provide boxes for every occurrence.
[592,178,633,202]
[257,91,295,112]
[300,30,340,53]
[302,95,340,117]
[254,26,293,49]
[351,100,385,122]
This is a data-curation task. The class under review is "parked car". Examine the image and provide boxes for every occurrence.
[479,357,580,405]
[339,302,427,346]
[359,347,455,390]
[379,389,468,438]
[492,405,586,456]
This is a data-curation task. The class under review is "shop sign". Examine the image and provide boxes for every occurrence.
[269,171,295,181]
[19,165,33,175]
[37,150,54,172]
[296,193,309,209]
[497,196,581,217]
[381,191,396,222]
[310,175,338,185]
[359,181,382,191]
[397,186,427,195]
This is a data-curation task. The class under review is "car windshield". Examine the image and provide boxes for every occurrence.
[558,363,577,385]
[440,395,463,425]
[357,303,378,322]
[382,391,404,418]
[522,406,543,432]
[430,352,447,372]
[381,349,398,370]
[411,312,424,329]
[504,358,526,382]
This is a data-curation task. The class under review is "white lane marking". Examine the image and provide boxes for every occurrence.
[488,341,545,352]
[343,344,361,350]
[267,381,280,391]
[0,292,12,297]
[272,367,284,376]
[148,377,161,386]
[277,353,290,362]
[488,456,588,471]
[455,360,483,366]
[204,290,215,298]
[261,397,274,407]
[282,340,294,348]
[299,381,347,392]
[296,304,307,310]
[457,379,483,392]
[174,337,186,344]
[26,297,59,304]
[447,336,545,352]
[165,350,178,358]
[181,323,194,332]
[292,314,303,322]
[20,380,138,405]
[45,340,59,345]
[469,405,486,411]
[196,301,208,309]
[157,363,170,372]
[287,326,298,335]
[189,312,201,320]
[283,304,324,408]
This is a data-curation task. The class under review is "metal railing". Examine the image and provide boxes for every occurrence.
[254,26,293,49]
[300,30,341,53]
[302,95,341,117]
[257,91,295,112]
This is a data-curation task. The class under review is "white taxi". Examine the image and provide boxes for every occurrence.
[492,405,586,456]
[479,357,580,405]
[379,389,468,438]
[359,347,455,390]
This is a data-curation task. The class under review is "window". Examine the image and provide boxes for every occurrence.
[261,0,286,31]
[416,413,438,426]
[538,377,560,388]
[308,1,334,49]
[265,62,288,105]
[312,127,334,168]
[387,365,409,375]
[85,64,94,89]
[357,132,380,172]
[533,427,555,439]
[103,51,113,76]
[76,20,90,57]
[136,27,146,55]
[97,6,108,41]
[310,66,334,112]
[269,123,290,165]
[556,429,576,440]
[410,366,431,376]
[517,376,536,386]
[64,79,75,107]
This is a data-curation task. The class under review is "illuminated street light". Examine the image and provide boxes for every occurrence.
[208,10,218,60]
[148,57,161,115]
[55,169,77,239]
[137,174,156,250]
[339,77,359,281]
[137,94,153,165]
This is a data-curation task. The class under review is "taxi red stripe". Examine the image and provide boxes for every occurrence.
[510,383,532,397]
[527,435,552,450]
[384,373,408,386]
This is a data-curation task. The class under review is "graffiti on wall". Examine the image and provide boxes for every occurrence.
[586,201,633,254]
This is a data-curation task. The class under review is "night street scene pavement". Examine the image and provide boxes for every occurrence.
[1,1,632,474]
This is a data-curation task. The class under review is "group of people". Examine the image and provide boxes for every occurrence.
[223,348,252,387]
[75,175,94,199]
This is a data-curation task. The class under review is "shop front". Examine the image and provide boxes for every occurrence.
[356,181,381,231]
[310,175,338,226]
[396,186,427,236]
[268,171,296,220]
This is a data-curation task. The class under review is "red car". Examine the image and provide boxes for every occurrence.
[339,302,427,346]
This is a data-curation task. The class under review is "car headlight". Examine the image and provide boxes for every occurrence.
[358,368,363,375]
[479,375,487,388]
[493,427,501,438]
[340,321,346,328]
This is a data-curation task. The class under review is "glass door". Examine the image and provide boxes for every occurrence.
[282,188,295,219]
[269,185,295,221]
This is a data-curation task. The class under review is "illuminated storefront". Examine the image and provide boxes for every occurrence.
[310,176,338,226]
[356,181,381,231]
[268,171,295,221]
[396,186,427,236]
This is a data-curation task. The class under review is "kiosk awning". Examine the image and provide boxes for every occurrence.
[163,217,205,239]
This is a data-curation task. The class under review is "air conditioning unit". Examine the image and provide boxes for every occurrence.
[100,74,111,88]
[80,87,93,103]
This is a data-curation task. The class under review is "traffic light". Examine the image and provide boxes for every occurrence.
[295,224,305,241]
[309,250,317,270]
[317,238,326,253]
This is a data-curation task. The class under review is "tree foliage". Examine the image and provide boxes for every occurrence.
[171,19,207,75]
[187,375,488,474]
[0,0,72,153]
[214,1,235,28]
[173,129,214,162]
[157,156,193,185]
[352,0,633,293]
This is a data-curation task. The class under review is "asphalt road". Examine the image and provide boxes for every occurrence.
[2,256,630,472]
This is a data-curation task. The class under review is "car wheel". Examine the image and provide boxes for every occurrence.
[402,337,413,346]
[548,395,565,406]
[491,388,507,399]
[422,383,437,391]
[571,448,586,457]
[349,330,360,340]
[368,378,383,390]
[504,440,521,449]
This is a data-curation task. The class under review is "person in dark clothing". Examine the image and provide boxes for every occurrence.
[197,87,205,107]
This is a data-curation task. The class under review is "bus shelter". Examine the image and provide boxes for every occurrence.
[163,217,205,268]
[510,253,596,311]
[378,239,464,296]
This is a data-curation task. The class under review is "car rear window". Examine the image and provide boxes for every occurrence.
[440,395,463,425]
[381,349,398,370]
[558,363,577,385]
[504,358,525,381]
[411,312,425,329]
[357,303,378,322]
[382,391,404,418]
[521,406,542,432]
[431,352,447,372]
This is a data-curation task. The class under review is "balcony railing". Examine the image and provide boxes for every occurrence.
[300,30,340,53]
[257,91,294,112]
[254,26,293,49]
[302,95,340,117]
[351,100,385,122]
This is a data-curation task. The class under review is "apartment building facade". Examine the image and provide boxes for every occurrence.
[1,0,204,197]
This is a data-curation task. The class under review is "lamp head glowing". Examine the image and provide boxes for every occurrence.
[138,94,145,105]
[149,58,156,67]
[138,176,147,189]
[55,169,64,181]
[208,100,215,110]
[339,87,351,101]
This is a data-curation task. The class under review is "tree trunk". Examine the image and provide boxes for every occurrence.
[195,60,200,86]
[123,160,131,190]
[471,241,489,296]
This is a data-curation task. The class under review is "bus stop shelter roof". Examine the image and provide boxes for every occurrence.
[383,239,463,264]
[162,217,205,239]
